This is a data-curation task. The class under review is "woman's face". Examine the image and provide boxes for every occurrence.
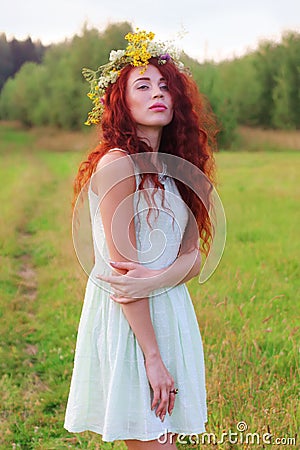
[126,64,174,130]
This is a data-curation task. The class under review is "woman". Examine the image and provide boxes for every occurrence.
[64,30,218,449]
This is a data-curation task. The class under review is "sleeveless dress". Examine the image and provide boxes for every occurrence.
[64,149,207,442]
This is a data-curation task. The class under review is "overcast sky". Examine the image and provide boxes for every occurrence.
[1,0,299,61]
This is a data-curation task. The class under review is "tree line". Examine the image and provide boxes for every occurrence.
[0,34,47,91]
[0,23,299,148]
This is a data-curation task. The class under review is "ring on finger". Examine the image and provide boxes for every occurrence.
[170,388,178,395]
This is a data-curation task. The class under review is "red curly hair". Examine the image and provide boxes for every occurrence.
[73,57,219,257]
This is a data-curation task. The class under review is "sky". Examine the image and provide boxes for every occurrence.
[1,0,299,62]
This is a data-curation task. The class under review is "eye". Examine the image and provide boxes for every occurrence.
[160,84,169,91]
[137,84,149,90]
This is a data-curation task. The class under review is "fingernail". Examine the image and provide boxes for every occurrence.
[110,261,117,265]
[161,415,165,422]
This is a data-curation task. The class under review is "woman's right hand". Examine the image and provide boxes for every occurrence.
[96,261,158,302]
[144,354,176,421]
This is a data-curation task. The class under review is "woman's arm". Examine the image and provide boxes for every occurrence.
[94,151,175,420]
[157,246,201,286]
[97,242,201,302]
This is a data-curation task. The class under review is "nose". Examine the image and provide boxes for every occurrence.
[152,86,164,98]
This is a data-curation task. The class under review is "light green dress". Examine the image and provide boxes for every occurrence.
[64,149,207,441]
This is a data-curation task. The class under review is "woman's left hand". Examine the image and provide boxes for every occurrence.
[96,261,160,303]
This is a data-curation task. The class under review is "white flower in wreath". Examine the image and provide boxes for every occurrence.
[98,76,108,89]
[147,41,165,57]
[109,70,119,84]
[176,61,185,71]
[109,49,126,62]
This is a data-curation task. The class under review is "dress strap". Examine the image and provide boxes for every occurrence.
[107,148,129,155]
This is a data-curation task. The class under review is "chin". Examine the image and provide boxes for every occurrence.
[150,118,173,127]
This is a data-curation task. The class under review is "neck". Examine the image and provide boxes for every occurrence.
[136,125,162,152]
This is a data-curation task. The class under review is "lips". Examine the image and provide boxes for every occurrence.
[149,103,167,111]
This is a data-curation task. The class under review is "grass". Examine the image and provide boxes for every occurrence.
[0,122,299,449]
[233,126,300,152]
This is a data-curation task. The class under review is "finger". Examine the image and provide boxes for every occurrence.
[96,274,123,286]
[110,290,124,298]
[110,295,135,304]
[110,261,137,270]
[96,274,110,282]
[168,381,176,415]
[168,392,176,416]
[110,286,125,296]
[96,274,120,284]
[155,388,169,421]
[110,294,125,303]
[151,388,160,412]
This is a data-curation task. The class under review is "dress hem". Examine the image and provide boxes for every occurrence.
[64,423,207,442]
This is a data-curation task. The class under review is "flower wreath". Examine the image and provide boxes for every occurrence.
[82,29,189,125]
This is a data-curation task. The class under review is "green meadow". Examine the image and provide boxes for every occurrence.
[0,123,299,449]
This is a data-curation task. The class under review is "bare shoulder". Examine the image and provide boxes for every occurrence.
[93,149,136,196]
[96,149,133,173]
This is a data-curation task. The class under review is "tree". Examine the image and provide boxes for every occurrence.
[1,23,298,137]
[0,34,13,90]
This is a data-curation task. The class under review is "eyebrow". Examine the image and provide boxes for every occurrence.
[132,76,166,85]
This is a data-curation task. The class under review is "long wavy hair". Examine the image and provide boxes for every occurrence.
[73,57,219,256]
